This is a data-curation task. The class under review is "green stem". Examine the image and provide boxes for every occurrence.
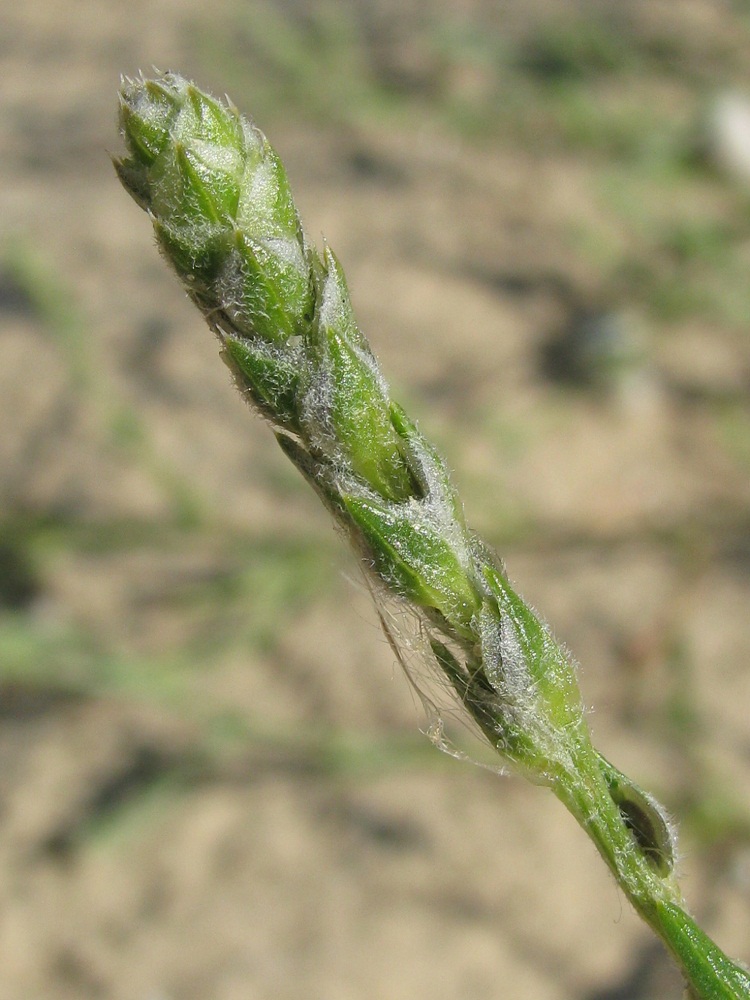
[555,744,680,917]
[555,748,750,999]
[655,902,750,1000]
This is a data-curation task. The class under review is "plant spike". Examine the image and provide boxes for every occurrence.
[115,72,750,1000]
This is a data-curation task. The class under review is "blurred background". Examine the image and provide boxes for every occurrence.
[2,0,750,997]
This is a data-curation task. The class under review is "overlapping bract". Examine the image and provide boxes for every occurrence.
[115,72,590,785]
[115,75,750,998]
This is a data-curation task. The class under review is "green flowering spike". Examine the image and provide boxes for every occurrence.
[342,492,480,634]
[302,248,412,502]
[116,74,750,1000]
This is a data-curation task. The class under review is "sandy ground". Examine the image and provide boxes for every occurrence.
[1,1,749,998]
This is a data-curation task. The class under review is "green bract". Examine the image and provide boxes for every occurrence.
[116,72,750,1000]
[301,248,413,502]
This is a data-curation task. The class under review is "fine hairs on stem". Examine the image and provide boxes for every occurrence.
[114,71,750,1000]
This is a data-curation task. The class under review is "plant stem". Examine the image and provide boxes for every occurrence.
[556,747,680,913]
[555,746,750,999]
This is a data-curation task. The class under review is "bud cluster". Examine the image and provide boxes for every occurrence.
[116,72,589,784]
[116,74,750,999]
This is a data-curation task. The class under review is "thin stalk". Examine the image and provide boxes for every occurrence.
[556,748,681,914]
[555,749,750,999]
